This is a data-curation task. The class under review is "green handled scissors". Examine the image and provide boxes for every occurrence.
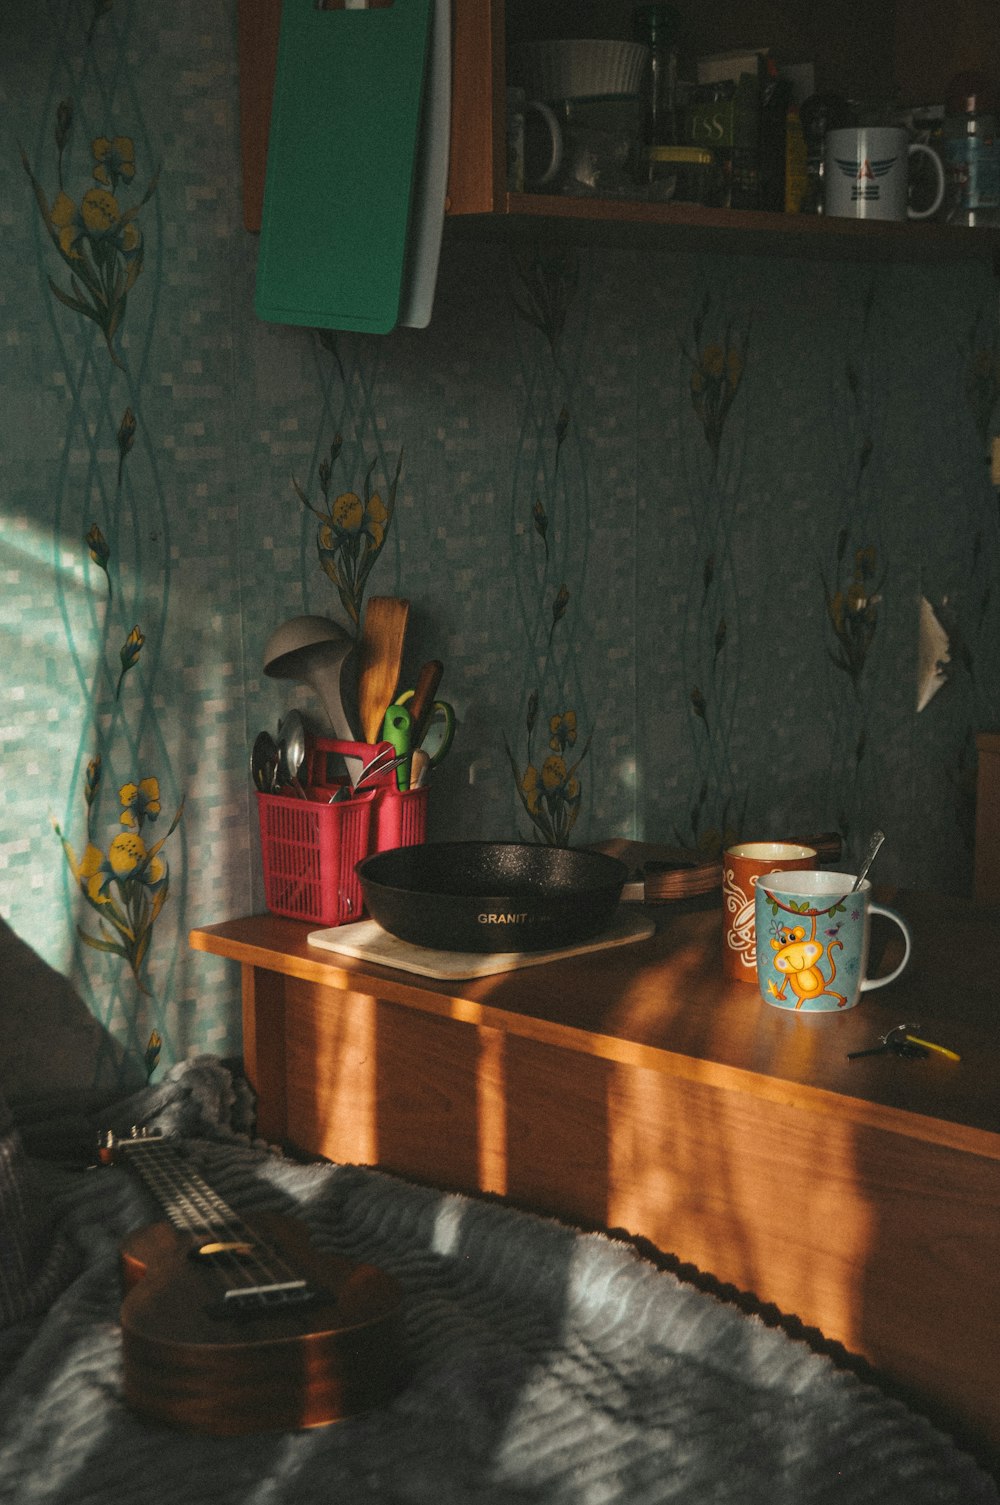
[393,687,456,777]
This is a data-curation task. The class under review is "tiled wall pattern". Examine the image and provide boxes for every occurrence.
[2,1,998,1081]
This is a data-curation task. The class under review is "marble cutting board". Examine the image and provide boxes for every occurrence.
[306,911,656,980]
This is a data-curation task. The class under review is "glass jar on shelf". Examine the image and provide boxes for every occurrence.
[645,144,724,205]
[633,3,683,155]
[942,71,1000,227]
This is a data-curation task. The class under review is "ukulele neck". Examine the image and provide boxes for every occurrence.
[119,1135,240,1233]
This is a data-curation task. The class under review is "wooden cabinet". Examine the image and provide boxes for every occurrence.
[239,0,1000,263]
[191,890,1000,1471]
[446,0,1000,262]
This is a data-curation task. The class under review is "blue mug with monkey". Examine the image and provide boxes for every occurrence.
[755,869,911,1011]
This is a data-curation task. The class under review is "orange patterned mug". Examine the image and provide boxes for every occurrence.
[722,841,818,983]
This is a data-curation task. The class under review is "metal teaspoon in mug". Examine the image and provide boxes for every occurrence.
[851,830,885,892]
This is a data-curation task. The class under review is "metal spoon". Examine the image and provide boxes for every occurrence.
[851,830,885,892]
[250,731,280,794]
[277,711,309,799]
[276,710,306,780]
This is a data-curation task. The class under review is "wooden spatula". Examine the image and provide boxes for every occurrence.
[357,596,411,744]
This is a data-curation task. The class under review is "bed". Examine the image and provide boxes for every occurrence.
[1,920,997,1505]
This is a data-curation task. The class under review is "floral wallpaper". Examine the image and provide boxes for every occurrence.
[2,1,998,1087]
[504,248,594,847]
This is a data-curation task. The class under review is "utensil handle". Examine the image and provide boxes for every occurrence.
[409,747,431,789]
[305,736,394,786]
[381,703,414,791]
[403,659,444,744]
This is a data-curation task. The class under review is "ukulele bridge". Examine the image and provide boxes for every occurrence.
[225,1279,309,1304]
[217,1280,322,1318]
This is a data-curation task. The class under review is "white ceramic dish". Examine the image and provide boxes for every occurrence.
[509,39,649,103]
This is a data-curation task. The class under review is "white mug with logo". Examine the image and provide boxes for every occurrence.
[824,126,945,221]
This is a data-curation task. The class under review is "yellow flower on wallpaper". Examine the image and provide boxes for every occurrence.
[116,625,145,700]
[86,522,112,599]
[549,710,577,752]
[55,776,183,995]
[22,126,159,370]
[364,492,389,548]
[332,492,364,532]
[683,304,750,461]
[700,344,725,379]
[295,437,401,629]
[120,777,161,831]
[49,192,84,258]
[144,1030,162,1083]
[520,764,543,816]
[506,705,591,847]
[823,543,884,690]
[542,754,565,791]
[92,136,136,191]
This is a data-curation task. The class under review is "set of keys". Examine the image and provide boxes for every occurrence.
[847,1023,961,1062]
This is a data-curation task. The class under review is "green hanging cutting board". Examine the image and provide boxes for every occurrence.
[255,0,433,335]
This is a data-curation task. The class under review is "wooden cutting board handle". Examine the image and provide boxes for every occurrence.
[357,596,411,745]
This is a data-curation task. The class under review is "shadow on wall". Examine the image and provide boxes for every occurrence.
[0,916,146,1141]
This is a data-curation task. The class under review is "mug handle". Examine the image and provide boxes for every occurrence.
[860,903,912,991]
[906,141,945,221]
[523,100,563,188]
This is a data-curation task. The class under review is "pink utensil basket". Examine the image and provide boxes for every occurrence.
[256,735,428,927]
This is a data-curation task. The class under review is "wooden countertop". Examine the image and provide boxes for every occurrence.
[191,890,1000,1160]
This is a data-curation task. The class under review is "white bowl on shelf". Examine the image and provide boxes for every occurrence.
[509,39,650,103]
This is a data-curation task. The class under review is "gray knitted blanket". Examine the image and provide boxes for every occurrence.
[0,1059,995,1505]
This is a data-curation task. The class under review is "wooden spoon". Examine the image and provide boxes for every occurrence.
[356,596,410,744]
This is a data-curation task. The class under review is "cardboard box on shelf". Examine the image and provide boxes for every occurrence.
[696,48,770,87]
[685,73,761,208]
[686,52,810,213]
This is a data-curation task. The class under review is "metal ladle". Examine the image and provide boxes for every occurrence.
[263,616,360,778]
[851,829,885,892]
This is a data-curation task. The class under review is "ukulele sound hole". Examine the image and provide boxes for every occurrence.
[194,1240,255,1259]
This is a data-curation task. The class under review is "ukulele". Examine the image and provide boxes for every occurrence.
[105,1130,405,1435]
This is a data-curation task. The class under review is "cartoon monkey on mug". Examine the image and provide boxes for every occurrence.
[766,911,846,1009]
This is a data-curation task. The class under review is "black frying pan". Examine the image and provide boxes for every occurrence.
[356,841,628,953]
